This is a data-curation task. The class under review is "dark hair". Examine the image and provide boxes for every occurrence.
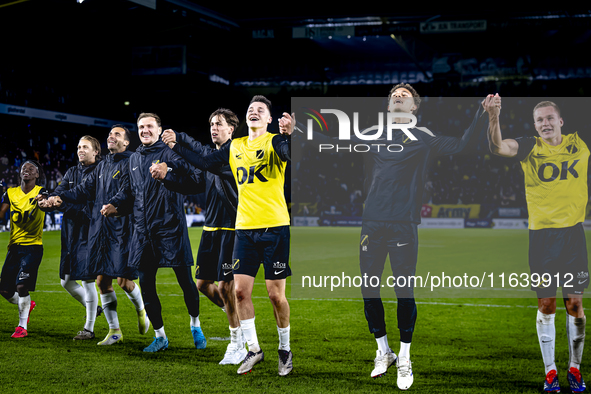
[20,160,46,187]
[137,112,162,127]
[80,135,102,161]
[250,95,272,113]
[533,101,561,118]
[388,83,421,114]
[111,124,132,142]
[209,108,239,135]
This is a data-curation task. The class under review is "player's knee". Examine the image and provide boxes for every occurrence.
[196,280,208,293]
[538,297,557,314]
[16,284,28,297]
[267,290,286,307]
[234,287,250,304]
[565,297,584,316]
[117,277,134,292]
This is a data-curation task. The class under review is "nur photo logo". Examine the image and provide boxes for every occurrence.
[298,101,433,153]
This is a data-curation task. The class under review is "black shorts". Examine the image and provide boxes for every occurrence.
[529,223,589,298]
[232,226,291,280]
[0,244,43,293]
[196,229,235,282]
[359,221,419,298]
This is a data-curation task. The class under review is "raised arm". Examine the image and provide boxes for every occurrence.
[162,129,207,153]
[483,94,520,158]
[273,112,294,161]
[172,141,231,174]
[272,134,291,161]
[165,129,240,182]
[425,98,488,155]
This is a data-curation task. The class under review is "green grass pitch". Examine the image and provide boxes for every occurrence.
[0,227,589,393]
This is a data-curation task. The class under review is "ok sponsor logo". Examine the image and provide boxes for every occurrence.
[11,204,39,225]
[537,160,579,182]
[236,165,268,185]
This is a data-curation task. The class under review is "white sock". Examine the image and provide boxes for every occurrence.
[537,310,557,374]
[83,281,98,332]
[567,314,586,370]
[61,275,86,307]
[240,317,260,353]
[125,283,144,312]
[399,342,411,359]
[18,295,31,330]
[376,334,390,354]
[100,291,120,330]
[230,325,243,346]
[7,292,19,305]
[155,326,166,338]
[190,315,200,328]
[277,325,290,351]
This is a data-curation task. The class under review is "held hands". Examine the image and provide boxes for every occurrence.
[35,193,49,208]
[161,129,176,148]
[482,93,502,117]
[37,195,62,209]
[37,199,52,209]
[278,112,295,136]
[150,162,169,181]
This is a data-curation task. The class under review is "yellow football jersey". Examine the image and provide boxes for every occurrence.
[5,185,45,247]
[229,132,290,229]
[519,133,589,230]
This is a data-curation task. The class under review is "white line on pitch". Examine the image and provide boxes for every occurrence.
[31,290,561,310]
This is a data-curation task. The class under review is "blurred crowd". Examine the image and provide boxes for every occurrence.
[2,79,591,223]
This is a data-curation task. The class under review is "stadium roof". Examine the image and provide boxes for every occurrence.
[1,1,591,127]
[3,0,591,85]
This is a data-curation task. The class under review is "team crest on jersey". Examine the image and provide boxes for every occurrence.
[232,259,240,270]
[255,149,264,160]
[195,265,200,276]
[112,170,121,179]
[566,145,579,154]
[360,234,369,251]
